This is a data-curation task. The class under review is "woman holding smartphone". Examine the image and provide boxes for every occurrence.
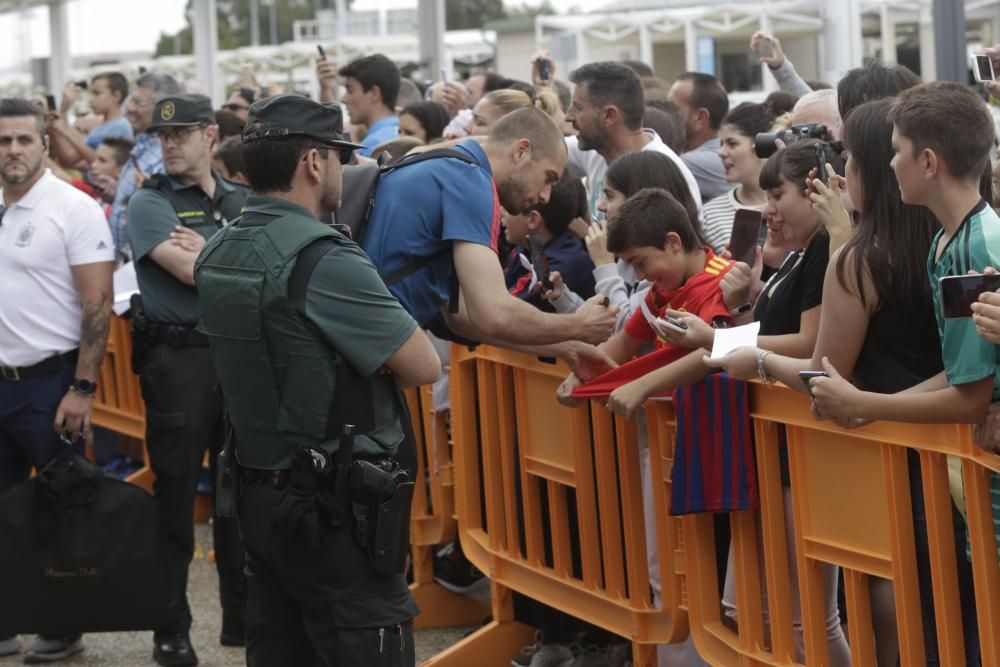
[705,100,977,666]
[657,138,851,666]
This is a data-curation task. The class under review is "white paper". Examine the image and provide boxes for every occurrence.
[710,321,761,359]
[112,261,139,316]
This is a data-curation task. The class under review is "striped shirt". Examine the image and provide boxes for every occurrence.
[702,188,765,254]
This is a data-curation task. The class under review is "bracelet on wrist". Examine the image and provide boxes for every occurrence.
[757,350,774,385]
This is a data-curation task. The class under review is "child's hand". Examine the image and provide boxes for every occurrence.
[556,373,584,408]
[971,267,1000,344]
[809,357,865,422]
[657,309,715,349]
[543,271,564,302]
[973,401,1000,454]
[585,221,615,267]
[607,377,650,419]
[560,340,618,383]
[702,346,760,381]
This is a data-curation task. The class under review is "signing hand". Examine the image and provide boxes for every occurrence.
[702,345,761,381]
[809,357,864,422]
[585,221,615,267]
[574,294,619,345]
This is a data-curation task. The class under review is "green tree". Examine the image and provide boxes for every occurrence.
[445,0,506,31]
[154,0,316,57]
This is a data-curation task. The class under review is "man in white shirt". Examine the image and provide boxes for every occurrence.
[558,61,702,220]
[0,98,113,663]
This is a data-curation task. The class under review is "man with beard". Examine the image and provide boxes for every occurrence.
[0,98,113,662]
[361,106,618,362]
[559,61,701,220]
[194,93,442,666]
[125,94,248,667]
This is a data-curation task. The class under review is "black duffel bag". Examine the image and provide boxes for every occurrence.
[0,448,173,635]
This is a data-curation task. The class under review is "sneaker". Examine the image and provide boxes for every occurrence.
[23,635,84,664]
[432,542,488,594]
[526,643,574,667]
[512,631,544,667]
[0,635,21,657]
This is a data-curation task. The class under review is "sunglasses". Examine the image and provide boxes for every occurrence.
[305,143,354,166]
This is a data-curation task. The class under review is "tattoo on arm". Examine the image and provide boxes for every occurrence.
[78,290,112,379]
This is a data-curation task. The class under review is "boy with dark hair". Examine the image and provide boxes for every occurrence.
[212,135,248,186]
[339,53,402,157]
[558,188,735,416]
[47,70,133,168]
[503,170,596,311]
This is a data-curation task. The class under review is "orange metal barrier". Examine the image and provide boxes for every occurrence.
[677,382,1000,667]
[426,345,688,667]
[405,384,491,629]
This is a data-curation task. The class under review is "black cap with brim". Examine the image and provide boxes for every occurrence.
[148,94,215,132]
[241,93,364,151]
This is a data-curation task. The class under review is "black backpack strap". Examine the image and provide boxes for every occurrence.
[288,237,337,318]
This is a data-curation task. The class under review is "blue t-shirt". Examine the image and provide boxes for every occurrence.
[358,115,399,157]
[361,140,500,326]
[84,116,133,150]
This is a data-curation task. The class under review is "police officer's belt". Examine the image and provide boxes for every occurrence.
[240,468,290,489]
[146,323,209,349]
[0,349,78,382]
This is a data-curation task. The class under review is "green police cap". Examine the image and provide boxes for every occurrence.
[241,94,364,151]
[148,94,214,131]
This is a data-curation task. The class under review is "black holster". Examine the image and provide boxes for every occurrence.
[348,459,413,575]
[128,293,149,374]
[215,412,238,519]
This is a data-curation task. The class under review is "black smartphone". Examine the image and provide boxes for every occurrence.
[729,208,763,265]
[972,54,996,83]
[75,80,88,90]
[539,57,551,82]
[45,94,57,111]
[541,275,554,292]
[940,273,1000,319]
[316,44,326,59]
[814,144,828,186]
[799,370,828,393]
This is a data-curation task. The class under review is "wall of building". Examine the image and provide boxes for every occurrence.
[494,30,538,81]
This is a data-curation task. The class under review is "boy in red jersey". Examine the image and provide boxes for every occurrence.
[560,188,736,414]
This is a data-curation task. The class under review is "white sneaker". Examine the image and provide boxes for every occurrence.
[23,635,84,664]
[527,643,575,667]
[0,635,21,657]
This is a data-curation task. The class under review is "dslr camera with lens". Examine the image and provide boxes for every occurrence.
[754,123,828,158]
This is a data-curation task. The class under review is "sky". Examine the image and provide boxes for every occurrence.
[0,0,609,71]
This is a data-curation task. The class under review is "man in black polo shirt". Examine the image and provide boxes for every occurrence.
[127,94,248,667]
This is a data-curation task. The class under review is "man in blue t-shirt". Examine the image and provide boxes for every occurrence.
[338,54,401,158]
[362,107,619,373]
[47,72,133,169]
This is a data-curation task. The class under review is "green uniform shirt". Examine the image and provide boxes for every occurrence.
[241,196,419,458]
[128,172,249,325]
[928,199,1000,558]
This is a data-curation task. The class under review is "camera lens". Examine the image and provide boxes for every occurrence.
[753,132,779,159]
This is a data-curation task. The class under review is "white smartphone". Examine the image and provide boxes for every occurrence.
[657,316,688,334]
[758,37,774,59]
[972,54,996,83]
[440,67,448,84]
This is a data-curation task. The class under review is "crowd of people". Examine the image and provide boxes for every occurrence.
[2,24,1000,667]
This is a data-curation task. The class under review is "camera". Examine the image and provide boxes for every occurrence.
[753,123,828,158]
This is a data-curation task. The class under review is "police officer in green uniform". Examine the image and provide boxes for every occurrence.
[193,94,440,666]
[126,94,248,666]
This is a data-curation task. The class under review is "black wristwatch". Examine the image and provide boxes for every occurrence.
[70,378,98,397]
[729,303,752,316]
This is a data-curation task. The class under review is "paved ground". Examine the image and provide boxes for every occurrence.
[0,524,475,666]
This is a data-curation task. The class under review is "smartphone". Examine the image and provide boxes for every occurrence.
[541,274,554,292]
[657,316,688,333]
[440,67,448,84]
[128,155,139,172]
[972,54,996,83]
[814,144,828,186]
[75,80,88,90]
[757,36,774,59]
[45,94,56,111]
[939,273,1000,319]
[729,208,763,266]
[316,44,326,59]
[539,57,551,82]
[799,370,828,393]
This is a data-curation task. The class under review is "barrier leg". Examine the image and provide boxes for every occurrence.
[422,581,535,667]
[411,543,490,629]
